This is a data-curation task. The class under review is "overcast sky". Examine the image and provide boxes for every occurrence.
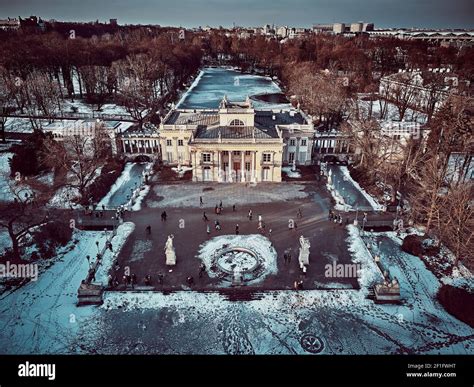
[1,0,473,29]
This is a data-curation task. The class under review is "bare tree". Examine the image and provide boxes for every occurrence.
[41,122,112,198]
[380,71,420,121]
[113,54,162,128]
[437,183,474,268]
[0,180,50,262]
[78,65,116,111]
[24,70,62,121]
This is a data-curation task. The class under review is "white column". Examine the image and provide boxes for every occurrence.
[252,151,257,183]
[241,151,245,182]
[217,151,221,182]
[228,151,233,183]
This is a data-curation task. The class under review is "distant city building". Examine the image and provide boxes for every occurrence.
[313,24,333,33]
[367,29,474,47]
[350,22,363,33]
[276,26,288,38]
[333,23,345,34]
[0,17,20,31]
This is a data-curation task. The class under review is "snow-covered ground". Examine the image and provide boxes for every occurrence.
[356,97,428,123]
[282,166,302,178]
[177,67,291,110]
[0,152,14,202]
[94,222,135,286]
[327,165,383,211]
[0,222,135,354]
[61,100,129,116]
[98,162,152,210]
[147,182,308,208]
[197,234,277,285]
[0,230,106,353]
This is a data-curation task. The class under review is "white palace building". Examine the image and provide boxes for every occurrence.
[157,96,315,182]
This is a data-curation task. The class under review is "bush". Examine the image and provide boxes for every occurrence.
[10,131,51,177]
[402,234,441,257]
[437,285,474,328]
[402,234,424,256]
[34,220,73,251]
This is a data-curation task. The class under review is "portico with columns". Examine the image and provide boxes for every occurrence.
[158,96,312,183]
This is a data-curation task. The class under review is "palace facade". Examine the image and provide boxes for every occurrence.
[158,96,315,182]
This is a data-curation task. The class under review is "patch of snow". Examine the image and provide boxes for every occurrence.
[282,167,301,178]
[94,222,135,286]
[0,230,110,353]
[197,234,277,284]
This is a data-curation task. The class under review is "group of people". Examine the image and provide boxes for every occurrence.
[108,272,164,288]
[328,210,346,226]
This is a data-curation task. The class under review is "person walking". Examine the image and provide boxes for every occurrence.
[297,208,302,218]
[186,276,194,286]
[200,196,203,207]
[158,272,164,285]
[215,220,221,231]
[283,252,288,265]
[287,252,292,264]
[235,224,239,235]
[248,209,253,221]
[146,225,151,235]
[269,228,272,237]
[144,274,151,286]
[232,204,236,212]
[215,205,218,215]
[206,224,211,235]
[199,263,206,278]
[203,212,208,221]
[219,200,223,209]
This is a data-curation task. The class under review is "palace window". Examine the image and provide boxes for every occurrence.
[245,151,251,156]
[289,152,295,162]
[233,151,240,156]
[229,119,245,127]
[263,153,272,163]
[301,139,307,146]
[202,153,211,163]
[289,139,296,146]
[178,139,184,146]
[166,139,172,146]
[245,162,251,171]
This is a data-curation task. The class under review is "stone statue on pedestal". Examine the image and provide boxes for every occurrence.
[165,234,176,266]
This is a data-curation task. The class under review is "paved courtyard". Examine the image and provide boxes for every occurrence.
[112,180,360,291]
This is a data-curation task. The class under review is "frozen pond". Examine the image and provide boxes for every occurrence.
[99,163,150,208]
[177,67,291,110]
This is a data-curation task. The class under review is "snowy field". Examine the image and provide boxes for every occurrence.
[147,182,308,208]
[356,97,428,123]
[177,67,291,110]
[0,223,134,354]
